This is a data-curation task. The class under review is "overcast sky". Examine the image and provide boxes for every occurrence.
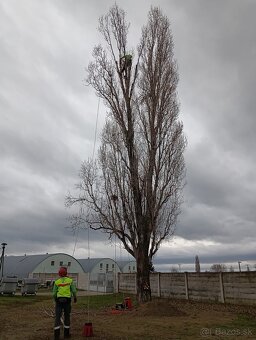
[1,0,256,272]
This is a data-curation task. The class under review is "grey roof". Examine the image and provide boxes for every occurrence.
[116,260,136,271]
[77,258,118,273]
[2,254,51,279]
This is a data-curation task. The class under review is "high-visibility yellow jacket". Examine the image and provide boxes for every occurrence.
[53,277,76,299]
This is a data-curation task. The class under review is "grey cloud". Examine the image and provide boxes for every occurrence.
[1,0,256,268]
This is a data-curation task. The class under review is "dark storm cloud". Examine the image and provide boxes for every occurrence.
[0,0,101,256]
[0,0,256,266]
[168,0,256,253]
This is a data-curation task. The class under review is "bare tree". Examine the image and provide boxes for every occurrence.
[195,255,200,273]
[170,266,179,273]
[67,5,186,302]
[210,264,227,272]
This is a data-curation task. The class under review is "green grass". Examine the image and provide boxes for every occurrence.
[224,313,256,329]
[210,314,256,338]
[0,294,50,306]
[76,293,137,310]
[0,293,136,309]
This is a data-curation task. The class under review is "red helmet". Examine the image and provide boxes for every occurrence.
[58,267,67,277]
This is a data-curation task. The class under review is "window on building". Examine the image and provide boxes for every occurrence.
[60,261,63,266]
[128,266,131,271]
[112,264,115,269]
[100,263,103,270]
[133,266,135,271]
[106,263,109,272]
[51,261,54,266]
[68,262,71,266]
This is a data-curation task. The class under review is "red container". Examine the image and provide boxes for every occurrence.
[82,322,93,337]
[124,297,132,309]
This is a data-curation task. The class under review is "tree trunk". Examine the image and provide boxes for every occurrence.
[135,247,151,303]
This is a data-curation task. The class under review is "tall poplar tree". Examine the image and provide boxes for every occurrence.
[67,5,186,302]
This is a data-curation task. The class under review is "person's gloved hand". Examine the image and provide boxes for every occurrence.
[74,297,77,303]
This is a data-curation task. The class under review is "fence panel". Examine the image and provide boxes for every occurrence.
[159,273,186,298]
[117,271,256,305]
[223,272,256,304]
[118,273,136,294]
[188,272,221,302]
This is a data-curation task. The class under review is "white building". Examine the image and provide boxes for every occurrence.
[2,253,86,289]
[77,258,121,292]
[117,260,137,273]
[2,254,137,292]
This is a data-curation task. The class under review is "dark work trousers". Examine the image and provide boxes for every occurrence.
[54,297,71,330]
[121,59,132,74]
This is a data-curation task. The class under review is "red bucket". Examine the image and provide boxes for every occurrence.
[82,322,93,337]
[124,297,132,309]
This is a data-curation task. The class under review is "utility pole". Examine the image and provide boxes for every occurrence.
[238,261,242,272]
[0,243,7,280]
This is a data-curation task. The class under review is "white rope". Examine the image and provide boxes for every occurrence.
[69,97,100,325]
[114,234,117,295]
[87,225,90,323]
[72,97,100,257]
[86,97,100,323]
[72,227,79,257]
[92,97,100,161]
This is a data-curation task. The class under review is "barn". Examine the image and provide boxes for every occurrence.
[2,253,87,289]
[2,254,137,292]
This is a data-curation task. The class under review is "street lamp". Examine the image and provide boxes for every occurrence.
[0,243,7,280]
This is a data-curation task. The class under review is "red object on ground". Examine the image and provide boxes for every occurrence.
[124,297,132,309]
[82,322,93,337]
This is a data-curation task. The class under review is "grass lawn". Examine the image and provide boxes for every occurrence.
[0,293,256,339]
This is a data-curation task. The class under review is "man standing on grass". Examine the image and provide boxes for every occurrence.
[53,267,77,339]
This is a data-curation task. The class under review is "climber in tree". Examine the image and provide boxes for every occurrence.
[120,54,132,77]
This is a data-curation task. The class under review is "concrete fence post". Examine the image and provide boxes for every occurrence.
[184,272,189,300]
[157,272,161,297]
[219,272,225,303]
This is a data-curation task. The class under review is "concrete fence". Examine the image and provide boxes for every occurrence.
[117,272,256,305]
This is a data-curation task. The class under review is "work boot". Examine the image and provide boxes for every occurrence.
[54,328,60,340]
[64,327,71,338]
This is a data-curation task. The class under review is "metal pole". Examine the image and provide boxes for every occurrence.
[1,243,7,280]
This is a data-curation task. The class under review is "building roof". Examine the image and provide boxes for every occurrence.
[116,260,136,271]
[2,254,129,278]
[2,254,51,278]
[77,258,117,273]
[2,253,80,278]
